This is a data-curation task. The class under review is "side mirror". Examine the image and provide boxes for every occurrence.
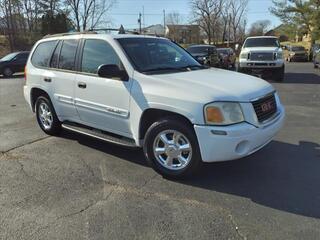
[97,64,128,81]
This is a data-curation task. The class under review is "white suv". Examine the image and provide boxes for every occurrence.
[239,36,285,82]
[24,32,285,178]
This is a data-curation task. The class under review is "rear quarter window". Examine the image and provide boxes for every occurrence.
[31,40,58,67]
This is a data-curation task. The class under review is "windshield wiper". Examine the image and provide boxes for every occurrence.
[143,67,186,73]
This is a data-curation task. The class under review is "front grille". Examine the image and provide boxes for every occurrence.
[250,52,274,61]
[252,94,277,122]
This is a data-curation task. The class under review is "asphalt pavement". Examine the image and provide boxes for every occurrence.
[0,62,319,240]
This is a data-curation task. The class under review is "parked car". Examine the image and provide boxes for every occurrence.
[24,33,285,178]
[0,51,29,77]
[186,45,220,67]
[238,36,284,82]
[310,43,320,61]
[284,45,308,62]
[217,48,236,69]
[314,49,320,68]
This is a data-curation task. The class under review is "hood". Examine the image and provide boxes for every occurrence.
[242,47,281,53]
[139,68,274,103]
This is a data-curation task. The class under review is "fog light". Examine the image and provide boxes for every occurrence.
[235,140,249,155]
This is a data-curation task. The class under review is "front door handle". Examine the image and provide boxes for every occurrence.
[78,82,87,89]
[44,77,52,82]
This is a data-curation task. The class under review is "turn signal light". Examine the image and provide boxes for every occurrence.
[206,107,224,123]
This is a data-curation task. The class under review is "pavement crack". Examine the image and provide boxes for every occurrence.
[16,160,45,184]
[228,214,247,240]
[138,173,158,190]
[0,136,51,154]
[57,189,115,220]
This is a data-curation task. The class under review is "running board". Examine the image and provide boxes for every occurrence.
[62,121,137,147]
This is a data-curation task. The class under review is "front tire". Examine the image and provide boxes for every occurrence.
[143,118,202,179]
[35,96,61,135]
[273,66,285,82]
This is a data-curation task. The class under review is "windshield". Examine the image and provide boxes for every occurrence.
[117,38,202,73]
[217,49,229,55]
[187,46,215,54]
[291,46,305,51]
[1,52,18,61]
[244,38,280,48]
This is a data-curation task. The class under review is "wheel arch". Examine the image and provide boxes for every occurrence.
[30,87,51,112]
[138,108,195,141]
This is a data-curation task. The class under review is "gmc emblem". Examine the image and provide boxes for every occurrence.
[261,101,274,112]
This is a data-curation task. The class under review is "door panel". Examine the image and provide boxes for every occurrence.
[74,39,132,135]
[50,40,79,120]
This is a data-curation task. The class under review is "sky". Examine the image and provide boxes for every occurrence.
[109,0,281,31]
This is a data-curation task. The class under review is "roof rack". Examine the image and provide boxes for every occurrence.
[42,25,139,39]
[42,30,96,39]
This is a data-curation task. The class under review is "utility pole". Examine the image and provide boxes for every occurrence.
[138,13,142,34]
[163,9,166,36]
[228,14,231,47]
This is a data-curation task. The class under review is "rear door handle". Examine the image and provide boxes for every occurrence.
[78,82,87,89]
[44,77,52,82]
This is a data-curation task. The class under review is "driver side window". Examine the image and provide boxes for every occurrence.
[81,39,122,74]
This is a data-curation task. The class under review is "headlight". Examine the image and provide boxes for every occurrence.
[204,102,244,125]
[240,53,248,59]
[277,52,283,59]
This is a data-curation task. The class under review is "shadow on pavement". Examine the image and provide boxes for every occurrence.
[181,140,320,219]
[61,130,320,219]
[283,73,320,84]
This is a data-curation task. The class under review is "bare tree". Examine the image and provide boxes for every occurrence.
[66,0,115,31]
[228,0,248,42]
[166,11,183,41]
[249,19,271,36]
[191,0,224,44]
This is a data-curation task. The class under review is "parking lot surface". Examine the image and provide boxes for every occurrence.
[0,62,319,239]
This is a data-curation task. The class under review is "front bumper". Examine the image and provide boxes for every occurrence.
[239,59,284,69]
[194,106,285,162]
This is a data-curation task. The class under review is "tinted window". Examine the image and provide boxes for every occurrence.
[31,41,57,67]
[1,53,18,61]
[59,39,78,71]
[244,38,280,48]
[81,39,122,74]
[50,41,62,68]
[291,46,305,51]
[17,53,29,60]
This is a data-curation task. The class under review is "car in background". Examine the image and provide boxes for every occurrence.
[186,45,220,67]
[217,48,236,69]
[238,36,284,82]
[284,46,308,62]
[314,49,320,68]
[0,51,29,77]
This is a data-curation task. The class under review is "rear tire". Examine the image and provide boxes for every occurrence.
[3,67,13,77]
[35,96,61,135]
[143,117,202,179]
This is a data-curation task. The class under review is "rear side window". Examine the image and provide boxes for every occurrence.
[81,39,122,74]
[31,41,57,67]
[58,39,78,71]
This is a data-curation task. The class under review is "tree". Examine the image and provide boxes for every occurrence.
[191,0,224,44]
[65,0,116,31]
[270,0,320,42]
[166,11,183,42]
[248,20,271,36]
[228,0,248,42]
